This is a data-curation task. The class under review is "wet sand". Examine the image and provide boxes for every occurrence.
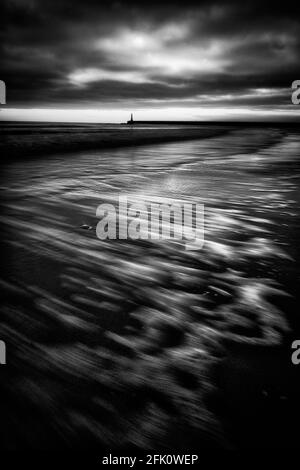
[0,124,300,449]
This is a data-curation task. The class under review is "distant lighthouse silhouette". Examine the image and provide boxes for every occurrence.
[127,113,134,124]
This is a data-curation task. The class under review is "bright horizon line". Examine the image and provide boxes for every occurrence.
[1,106,300,123]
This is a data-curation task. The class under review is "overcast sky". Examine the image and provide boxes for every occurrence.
[1,0,300,122]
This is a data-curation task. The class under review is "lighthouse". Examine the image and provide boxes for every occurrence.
[127,113,134,124]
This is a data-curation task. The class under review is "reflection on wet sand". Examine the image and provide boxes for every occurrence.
[0,126,300,449]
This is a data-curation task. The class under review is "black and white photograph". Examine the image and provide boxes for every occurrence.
[0,0,300,453]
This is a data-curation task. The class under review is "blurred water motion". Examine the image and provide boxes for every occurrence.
[0,124,300,449]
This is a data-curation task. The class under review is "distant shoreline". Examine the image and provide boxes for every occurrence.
[125,120,300,126]
[0,123,232,161]
[0,121,299,161]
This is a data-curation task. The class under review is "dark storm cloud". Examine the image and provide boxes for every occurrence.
[1,0,300,109]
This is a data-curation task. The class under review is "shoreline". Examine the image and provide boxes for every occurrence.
[1,121,298,161]
[0,124,233,161]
